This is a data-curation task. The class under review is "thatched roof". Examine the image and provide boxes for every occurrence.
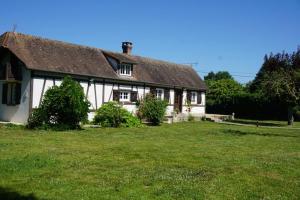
[0,32,206,90]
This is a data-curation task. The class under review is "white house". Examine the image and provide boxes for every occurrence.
[0,32,207,124]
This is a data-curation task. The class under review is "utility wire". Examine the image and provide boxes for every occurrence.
[195,70,255,78]
[181,62,256,78]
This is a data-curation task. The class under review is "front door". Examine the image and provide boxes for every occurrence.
[174,89,182,113]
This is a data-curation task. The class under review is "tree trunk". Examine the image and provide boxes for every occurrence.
[288,106,294,126]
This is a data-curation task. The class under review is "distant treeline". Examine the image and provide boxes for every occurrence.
[205,48,300,124]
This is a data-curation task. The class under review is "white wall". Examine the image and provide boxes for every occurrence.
[170,89,175,104]
[182,91,206,116]
[32,78,44,108]
[95,83,103,109]
[0,67,31,123]
[104,83,113,102]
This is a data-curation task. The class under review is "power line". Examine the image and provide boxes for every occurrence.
[180,62,256,78]
[195,70,255,78]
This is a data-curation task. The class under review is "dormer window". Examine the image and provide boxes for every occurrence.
[120,63,132,76]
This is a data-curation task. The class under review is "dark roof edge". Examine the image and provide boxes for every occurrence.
[31,69,207,91]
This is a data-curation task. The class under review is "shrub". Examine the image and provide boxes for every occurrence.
[27,76,90,130]
[93,101,141,127]
[188,114,195,122]
[27,108,46,129]
[120,111,142,127]
[138,94,168,125]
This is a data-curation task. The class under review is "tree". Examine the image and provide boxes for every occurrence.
[205,78,245,114]
[251,49,300,125]
[204,71,233,81]
[27,76,90,129]
[258,69,299,125]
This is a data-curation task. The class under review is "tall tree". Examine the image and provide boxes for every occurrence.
[251,49,300,125]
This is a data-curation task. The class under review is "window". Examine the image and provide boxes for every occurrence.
[156,89,164,100]
[119,91,130,102]
[2,82,21,105]
[120,63,132,76]
[191,92,197,103]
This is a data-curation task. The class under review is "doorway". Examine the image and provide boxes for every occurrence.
[174,89,182,113]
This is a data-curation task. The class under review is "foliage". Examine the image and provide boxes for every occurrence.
[205,49,300,123]
[250,49,300,124]
[27,108,46,129]
[187,114,195,121]
[205,78,245,111]
[294,106,300,120]
[120,111,142,127]
[185,99,192,113]
[204,71,233,81]
[93,101,141,127]
[27,76,90,130]
[137,94,168,125]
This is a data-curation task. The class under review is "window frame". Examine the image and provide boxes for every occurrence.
[156,88,164,100]
[2,82,21,106]
[191,91,197,104]
[119,91,130,102]
[119,63,132,76]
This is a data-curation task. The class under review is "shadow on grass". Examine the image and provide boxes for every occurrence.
[0,187,41,200]
[222,129,298,138]
[228,119,284,127]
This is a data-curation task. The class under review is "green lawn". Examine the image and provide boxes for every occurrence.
[0,122,299,200]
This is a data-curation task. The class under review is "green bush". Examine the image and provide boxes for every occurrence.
[27,108,46,129]
[188,114,195,122]
[27,76,90,130]
[138,94,168,125]
[120,111,142,127]
[93,101,141,127]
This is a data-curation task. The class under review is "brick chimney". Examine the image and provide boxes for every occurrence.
[122,42,133,54]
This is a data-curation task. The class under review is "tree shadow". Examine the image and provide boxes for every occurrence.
[222,129,298,138]
[0,187,41,200]
[229,119,284,127]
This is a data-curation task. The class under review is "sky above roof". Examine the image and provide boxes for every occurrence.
[1,0,299,83]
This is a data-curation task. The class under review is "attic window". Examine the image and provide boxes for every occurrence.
[120,63,132,76]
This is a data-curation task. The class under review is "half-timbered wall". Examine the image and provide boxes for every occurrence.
[31,78,152,121]
[1,71,205,124]
[30,76,206,122]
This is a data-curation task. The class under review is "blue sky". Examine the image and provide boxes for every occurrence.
[1,0,300,83]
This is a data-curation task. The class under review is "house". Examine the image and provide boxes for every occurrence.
[0,32,207,124]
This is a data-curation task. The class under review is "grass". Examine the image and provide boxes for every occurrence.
[0,122,299,200]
